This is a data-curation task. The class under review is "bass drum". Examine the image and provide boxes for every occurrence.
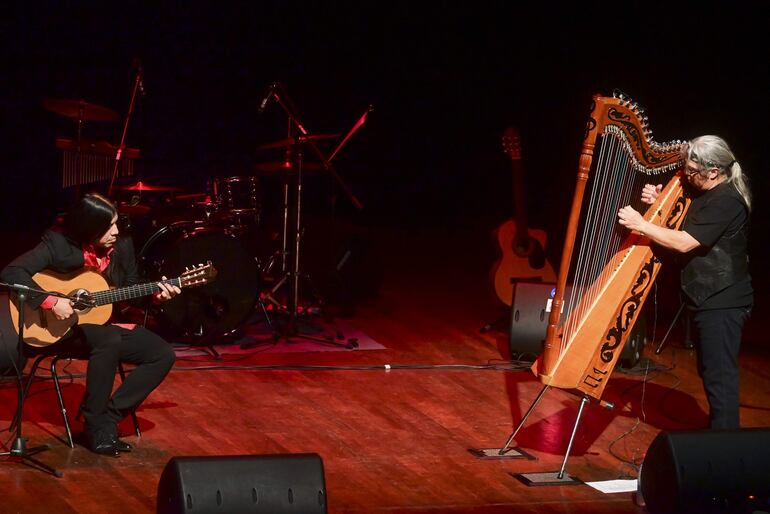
[138,221,259,342]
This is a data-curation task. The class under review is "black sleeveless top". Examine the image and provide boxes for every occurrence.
[680,181,753,310]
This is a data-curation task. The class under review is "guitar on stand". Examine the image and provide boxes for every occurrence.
[491,127,556,306]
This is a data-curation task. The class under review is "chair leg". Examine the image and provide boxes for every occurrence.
[117,363,142,438]
[50,356,75,448]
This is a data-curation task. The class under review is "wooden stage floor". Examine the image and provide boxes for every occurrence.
[1,226,769,513]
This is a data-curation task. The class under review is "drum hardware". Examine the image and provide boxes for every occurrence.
[44,98,134,189]
[256,133,339,151]
[55,138,140,189]
[253,161,322,174]
[108,58,146,197]
[211,175,261,228]
[137,220,261,353]
[42,98,120,122]
[118,181,184,192]
[241,83,364,349]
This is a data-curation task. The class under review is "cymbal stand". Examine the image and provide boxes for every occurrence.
[0,283,71,477]
[108,59,144,197]
[243,84,359,349]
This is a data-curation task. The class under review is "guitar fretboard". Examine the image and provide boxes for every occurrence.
[88,278,182,306]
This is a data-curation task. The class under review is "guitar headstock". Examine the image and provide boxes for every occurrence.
[180,261,218,288]
[501,126,522,161]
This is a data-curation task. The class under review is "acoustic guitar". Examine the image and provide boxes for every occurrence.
[491,127,556,305]
[8,262,217,347]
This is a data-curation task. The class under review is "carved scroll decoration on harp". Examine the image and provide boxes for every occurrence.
[531,93,691,400]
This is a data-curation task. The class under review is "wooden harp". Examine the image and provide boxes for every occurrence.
[533,92,690,400]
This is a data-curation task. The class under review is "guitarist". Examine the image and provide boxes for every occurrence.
[1,193,180,457]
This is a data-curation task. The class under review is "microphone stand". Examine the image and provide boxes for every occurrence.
[107,61,144,197]
[0,282,74,478]
[243,84,361,349]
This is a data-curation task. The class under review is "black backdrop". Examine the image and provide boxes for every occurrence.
[1,1,767,287]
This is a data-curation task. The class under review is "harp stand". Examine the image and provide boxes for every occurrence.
[471,384,614,486]
[0,285,69,478]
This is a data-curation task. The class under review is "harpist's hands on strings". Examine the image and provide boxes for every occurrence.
[617,206,647,234]
[641,183,663,205]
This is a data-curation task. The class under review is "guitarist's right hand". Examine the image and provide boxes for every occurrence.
[52,298,75,320]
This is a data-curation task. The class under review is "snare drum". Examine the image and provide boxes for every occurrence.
[139,220,260,341]
[212,175,260,225]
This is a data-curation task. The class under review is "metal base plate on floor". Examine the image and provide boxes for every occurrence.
[468,447,536,460]
[512,471,582,486]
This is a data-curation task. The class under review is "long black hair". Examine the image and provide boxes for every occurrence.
[64,193,118,245]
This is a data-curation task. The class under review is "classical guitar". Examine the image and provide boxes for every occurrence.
[491,127,556,305]
[8,262,217,347]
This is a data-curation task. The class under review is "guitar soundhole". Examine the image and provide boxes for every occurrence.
[71,289,94,312]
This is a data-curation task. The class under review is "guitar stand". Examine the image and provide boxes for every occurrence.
[0,289,63,477]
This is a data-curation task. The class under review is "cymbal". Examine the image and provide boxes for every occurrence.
[118,181,183,192]
[117,203,151,216]
[256,133,339,151]
[42,98,120,122]
[254,161,322,173]
[174,192,208,201]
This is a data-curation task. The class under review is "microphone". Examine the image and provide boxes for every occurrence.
[258,83,277,113]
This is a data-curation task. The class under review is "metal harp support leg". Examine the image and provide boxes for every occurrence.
[498,385,550,455]
[558,394,590,479]
[512,393,590,487]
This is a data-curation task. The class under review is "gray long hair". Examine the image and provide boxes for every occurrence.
[686,135,751,211]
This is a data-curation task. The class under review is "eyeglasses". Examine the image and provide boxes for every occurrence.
[684,166,701,176]
[685,165,715,177]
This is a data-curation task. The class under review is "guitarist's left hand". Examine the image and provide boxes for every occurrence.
[155,276,182,303]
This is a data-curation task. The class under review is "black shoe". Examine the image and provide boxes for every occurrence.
[85,430,120,458]
[112,437,133,452]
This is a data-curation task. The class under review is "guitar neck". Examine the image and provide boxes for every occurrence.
[511,158,529,233]
[89,278,182,306]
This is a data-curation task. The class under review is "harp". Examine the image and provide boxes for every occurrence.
[534,93,690,400]
[490,92,690,483]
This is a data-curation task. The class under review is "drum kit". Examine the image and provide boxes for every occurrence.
[115,152,336,347]
[42,81,370,349]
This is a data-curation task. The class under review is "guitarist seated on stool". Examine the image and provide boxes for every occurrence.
[0,193,180,457]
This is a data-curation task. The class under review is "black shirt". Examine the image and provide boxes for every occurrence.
[681,181,752,309]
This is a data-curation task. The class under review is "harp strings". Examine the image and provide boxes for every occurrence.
[561,129,646,351]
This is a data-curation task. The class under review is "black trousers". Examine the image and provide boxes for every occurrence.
[62,324,175,434]
[692,306,751,430]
